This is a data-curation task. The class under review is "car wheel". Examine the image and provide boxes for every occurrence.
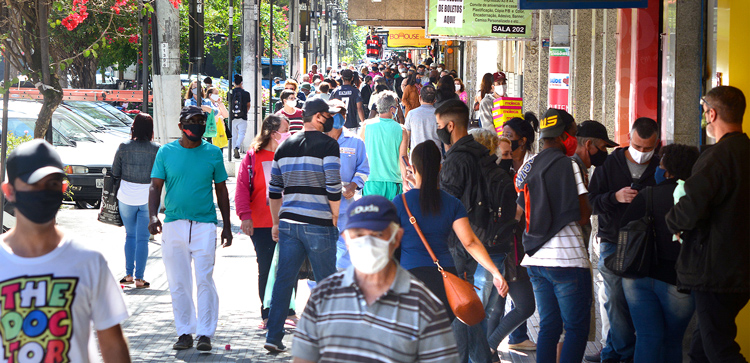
[75,200,101,209]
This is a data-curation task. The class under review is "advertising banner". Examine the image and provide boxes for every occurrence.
[548,47,570,112]
[386,29,432,48]
[492,97,524,135]
[426,0,533,39]
[518,0,647,9]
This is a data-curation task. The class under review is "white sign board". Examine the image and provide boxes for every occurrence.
[436,0,464,28]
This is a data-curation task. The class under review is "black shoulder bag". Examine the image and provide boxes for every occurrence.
[604,187,657,278]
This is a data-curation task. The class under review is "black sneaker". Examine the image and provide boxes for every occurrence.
[233,148,241,159]
[173,334,193,350]
[196,335,211,351]
[264,342,286,353]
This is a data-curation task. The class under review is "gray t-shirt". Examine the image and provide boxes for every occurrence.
[404,104,441,154]
[626,157,648,181]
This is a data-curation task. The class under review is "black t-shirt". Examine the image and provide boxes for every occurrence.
[231,87,251,120]
[330,85,363,128]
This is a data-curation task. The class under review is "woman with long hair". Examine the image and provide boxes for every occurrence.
[392,140,508,361]
[112,113,161,288]
[475,73,496,130]
[235,114,294,329]
[434,75,459,109]
[455,78,468,106]
[184,80,213,113]
[401,73,421,117]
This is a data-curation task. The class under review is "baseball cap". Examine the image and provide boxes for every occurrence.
[340,69,353,79]
[344,195,400,231]
[180,105,206,122]
[577,120,619,147]
[539,108,575,139]
[493,72,506,82]
[302,98,343,117]
[300,82,312,91]
[7,139,64,184]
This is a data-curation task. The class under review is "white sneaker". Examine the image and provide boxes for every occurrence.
[508,339,537,351]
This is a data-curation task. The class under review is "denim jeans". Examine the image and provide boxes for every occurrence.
[527,266,592,363]
[487,275,535,349]
[452,319,493,363]
[266,221,338,346]
[598,242,636,361]
[622,277,694,363]
[118,201,149,279]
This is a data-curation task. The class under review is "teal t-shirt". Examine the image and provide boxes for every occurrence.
[151,140,228,224]
[365,117,403,183]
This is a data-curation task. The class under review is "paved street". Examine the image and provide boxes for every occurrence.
[54,173,603,362]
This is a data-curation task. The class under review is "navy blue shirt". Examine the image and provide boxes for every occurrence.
[393,189,468,270]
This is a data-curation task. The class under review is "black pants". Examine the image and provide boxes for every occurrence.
[252,228,295,320]
[408,266,458,322]
[689,290,749,363]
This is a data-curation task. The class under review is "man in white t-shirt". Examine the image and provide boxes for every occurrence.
[515,109,592,363]
[0,140,130,363]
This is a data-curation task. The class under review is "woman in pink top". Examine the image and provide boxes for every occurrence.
[455,78,469,106]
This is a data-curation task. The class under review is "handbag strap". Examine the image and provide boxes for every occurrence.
[401,193,444,271]
[645,187,653,217]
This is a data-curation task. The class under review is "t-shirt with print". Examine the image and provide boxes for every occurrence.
[392,189,468,270]
[249,149,276,228]
[0,237,128,363]
[275,108,304,134]
[151,140,228,224]
[330,85,363,129]
[230,87,251,120]
[521,160,590,269]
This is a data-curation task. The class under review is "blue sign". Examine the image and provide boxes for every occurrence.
[518,0,647,9]
[260,57,287,66]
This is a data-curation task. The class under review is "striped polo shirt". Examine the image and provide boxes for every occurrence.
[292,263,459,363]
[269,130,342,226]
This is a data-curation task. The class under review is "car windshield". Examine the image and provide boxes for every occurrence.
[6,118,70,146]
[65,102,130,128]
[51,114,99,142]
[93,102,134,125]
[57,106,107,131]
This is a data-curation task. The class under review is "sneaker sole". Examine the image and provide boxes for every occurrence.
[508,345,537,351]
[173,345,192,350]
[264,343,286,353]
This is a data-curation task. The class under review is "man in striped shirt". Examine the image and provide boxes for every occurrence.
[292,196,458,362]
[265,98,343,353]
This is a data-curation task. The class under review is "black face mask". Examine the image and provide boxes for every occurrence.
[589,148,608,167]
[498,159,513,174]
[436,125,452,145]
[510,139,521,151]
[183,123,206,142]
[323,116,334,132]
[14,189,63,224]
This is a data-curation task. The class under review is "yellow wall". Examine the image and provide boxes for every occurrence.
[719,0,750,353]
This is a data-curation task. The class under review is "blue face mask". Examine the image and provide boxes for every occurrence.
[654,166,667,184]
[333,114,345,129]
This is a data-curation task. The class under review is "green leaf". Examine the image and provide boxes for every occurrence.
[93,43,99,50]
[50,22,57,29]
[83,50,90,57]
[92,49,98,58]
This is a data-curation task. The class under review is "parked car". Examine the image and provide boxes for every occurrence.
[64,101,133,132]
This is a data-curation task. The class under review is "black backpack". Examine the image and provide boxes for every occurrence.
[231,88,246,119]
[465,152,519,251]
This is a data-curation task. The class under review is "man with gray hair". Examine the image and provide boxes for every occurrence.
[404,85,441,157]
[359,91,409,200]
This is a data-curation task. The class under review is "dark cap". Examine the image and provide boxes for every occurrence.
[180,106,206,122]
[577,121,619,147]
[539,108,575,139]
[493,72,506,82]
[302,98,343,117]
[233,74,243,85]
[344,195,400,231]
[300,82,312,91]
[7,139,64,184]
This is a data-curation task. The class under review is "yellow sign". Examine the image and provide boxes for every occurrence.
[387,29,431,48]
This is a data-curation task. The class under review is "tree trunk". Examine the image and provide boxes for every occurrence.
[71,56,98,88]
[34,74,63,139]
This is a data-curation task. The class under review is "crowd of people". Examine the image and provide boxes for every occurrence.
[0,51,747,363]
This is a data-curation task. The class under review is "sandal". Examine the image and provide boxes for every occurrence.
[257,319,268,330]
[120,275,134,285]
[284,319,297,328]
[135,279,150,288]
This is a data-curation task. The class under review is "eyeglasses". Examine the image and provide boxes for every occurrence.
[700,96,712,109]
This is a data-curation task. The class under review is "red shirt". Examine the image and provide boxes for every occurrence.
[235,149,275,227]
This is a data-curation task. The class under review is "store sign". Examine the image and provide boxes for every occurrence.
[426,0,532,39]
[548,47,570,111]
[387,29,432,48]
[518,0,647,9]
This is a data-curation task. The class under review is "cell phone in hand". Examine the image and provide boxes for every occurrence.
[630,182,643,191]
[402,155,411,169]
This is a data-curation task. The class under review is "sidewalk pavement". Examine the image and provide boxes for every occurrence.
[56,175,307,362]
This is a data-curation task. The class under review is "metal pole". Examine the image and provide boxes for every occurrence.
[227,0,234,161]
[270,0,273,68]
[1,39,11,231]
[141,0,149,113]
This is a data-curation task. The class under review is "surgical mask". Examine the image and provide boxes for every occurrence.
[401,72,407,77]
[210,94,220,101]
[563,132,577,157]
[333,114,345,129]
[498,159,513,174]
[437,67,443,72]
[455,84,461,91]
[510,139,521,151]
[323,115,334,132]
[628,145,654,164]
[654,166,667,184]
[346,231,394,274]
[285,100,296,108]
[182,123,206,141]
[275,131,291,143]
[436,124,452,145]
[589,148,607,167]
[14,189,63,224]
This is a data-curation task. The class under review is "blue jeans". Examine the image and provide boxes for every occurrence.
[119,201,149,279]
[527,266,592,363]
[452,319,493,363]
[623,277,695,363]
[266,221,338,346]
[598,242,636,361]
[476,253,531,346]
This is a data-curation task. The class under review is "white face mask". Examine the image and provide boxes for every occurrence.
[285,99,297,108]
[345,230,394,274]
[210,94,220,101]
[437,67,443,72]
[628,145,655,164]
[455,84,461,91]
[401,72,407,77]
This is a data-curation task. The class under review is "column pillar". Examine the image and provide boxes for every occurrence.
[571,9,592,120]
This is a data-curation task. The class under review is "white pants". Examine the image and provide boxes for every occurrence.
[162,220,219,337]
[232,118,248,149]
